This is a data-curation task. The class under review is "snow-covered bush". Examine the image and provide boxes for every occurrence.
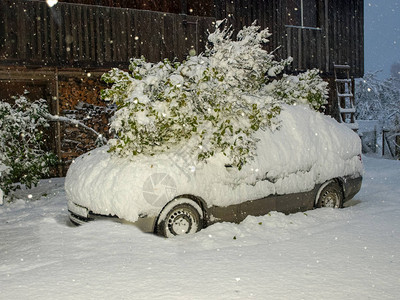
[0,94,57,196]
[271,69,328,111]
[102,21,328,169]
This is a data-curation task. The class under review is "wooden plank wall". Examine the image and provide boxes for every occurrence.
[0,0,363,77]
[213,0,325,71]
[286,27,325,72]
[56,0,214,16]
[213,0,364,78]
[328,0,364,77]
[212,0,286,66]
[0,0,215,68]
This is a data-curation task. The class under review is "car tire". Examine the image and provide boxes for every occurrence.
[156,198,204,238]
[316,181,343,208]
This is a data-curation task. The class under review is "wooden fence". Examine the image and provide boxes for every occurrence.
[0,0,215,68]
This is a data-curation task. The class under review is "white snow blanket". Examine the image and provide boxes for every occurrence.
[1,156,398,299]
[65,105,363,222]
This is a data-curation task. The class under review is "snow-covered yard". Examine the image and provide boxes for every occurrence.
[1,155,399,299]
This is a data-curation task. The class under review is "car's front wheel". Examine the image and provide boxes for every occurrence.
[156,198,204,238]
[316,181,343,208]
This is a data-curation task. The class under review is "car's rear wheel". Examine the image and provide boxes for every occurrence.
[316,181,343,208]
[156,198,203,238]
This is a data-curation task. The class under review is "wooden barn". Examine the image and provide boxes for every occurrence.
[0,0,364,174]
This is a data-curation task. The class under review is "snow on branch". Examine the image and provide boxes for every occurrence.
[101,21,328,169]
[44,113,107,145]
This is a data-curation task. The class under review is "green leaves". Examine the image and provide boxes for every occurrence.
[272,69,328,111]
[102,22,328,170]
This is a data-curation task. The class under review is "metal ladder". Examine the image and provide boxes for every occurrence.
[334,64,358,130]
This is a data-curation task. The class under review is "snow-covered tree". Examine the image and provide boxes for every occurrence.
[0,94,57,196]
[355,72,400,123]
[102,21,328,169]
[390,62,400,83]
[356,72,400,158]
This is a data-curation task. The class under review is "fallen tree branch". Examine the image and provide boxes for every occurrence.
[44,113,108,145]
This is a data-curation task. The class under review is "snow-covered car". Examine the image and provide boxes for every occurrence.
[66,105,363,237]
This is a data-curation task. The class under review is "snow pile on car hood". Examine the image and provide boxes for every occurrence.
[65,105,363,222]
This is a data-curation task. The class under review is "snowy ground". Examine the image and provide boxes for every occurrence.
[0,155,399,299]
